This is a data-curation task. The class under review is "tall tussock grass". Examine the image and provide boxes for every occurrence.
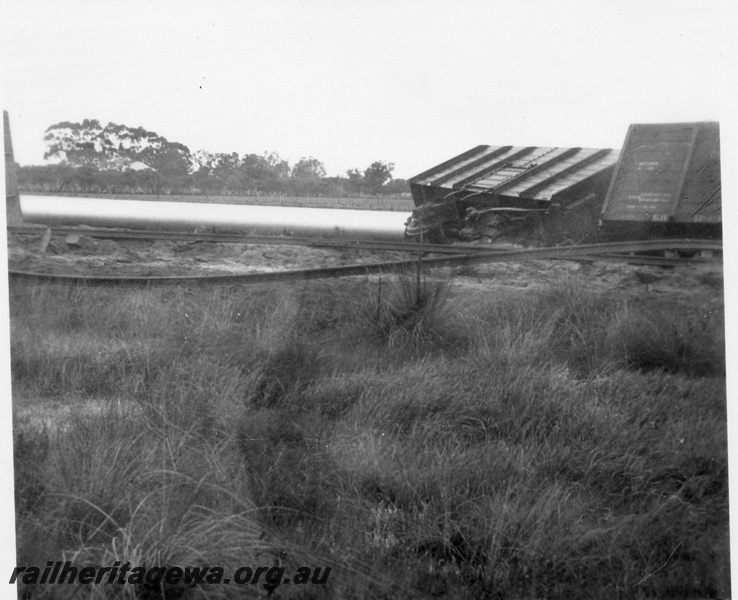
[607,302,724,376]
[359,267,458,351]
[10,273,728,599]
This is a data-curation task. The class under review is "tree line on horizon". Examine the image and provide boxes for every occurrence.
[15,119,410,198]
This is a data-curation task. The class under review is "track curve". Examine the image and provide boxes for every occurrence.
[8,227,721,286]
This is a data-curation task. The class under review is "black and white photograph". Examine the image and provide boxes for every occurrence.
[1,1,734,598]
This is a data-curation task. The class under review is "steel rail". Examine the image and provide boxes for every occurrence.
[8,226,479,256]
[8,245,720,286]
[558,253,716,267]
[8,255,478,285]
[7,225,723,257]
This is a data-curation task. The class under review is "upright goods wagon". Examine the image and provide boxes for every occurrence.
[600,122,721,238]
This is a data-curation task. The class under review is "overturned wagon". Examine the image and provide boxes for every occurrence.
[406,145,619,242]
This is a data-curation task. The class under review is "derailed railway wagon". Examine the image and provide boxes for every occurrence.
[600,122,721,239]
[405,145,620,243]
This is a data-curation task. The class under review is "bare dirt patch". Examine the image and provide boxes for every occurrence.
[7,231,723,309]
[7,233,409,276]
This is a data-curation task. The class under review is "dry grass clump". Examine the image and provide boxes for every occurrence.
[14,405,268,600]
[358,268,459,351]
[250,341,321,408]
[327,362,727,598]
[10,273,728,599]
[607,302,724,376]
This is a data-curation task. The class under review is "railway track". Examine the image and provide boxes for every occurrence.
[7,225,723,255]
[7,225,721,285]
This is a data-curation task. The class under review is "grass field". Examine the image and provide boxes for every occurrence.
[10,269,728,599]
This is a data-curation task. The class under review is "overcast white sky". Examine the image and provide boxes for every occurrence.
[0,0,733,179]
